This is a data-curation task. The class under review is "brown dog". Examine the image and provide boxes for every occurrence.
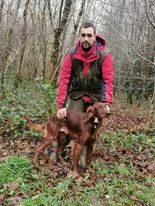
[24,102,110,174]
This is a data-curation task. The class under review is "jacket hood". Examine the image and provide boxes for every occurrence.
[96,34,106,50]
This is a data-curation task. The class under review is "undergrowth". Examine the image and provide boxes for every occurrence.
[0,133,155,206]
[0,77,155,206]
[0,77,57,139]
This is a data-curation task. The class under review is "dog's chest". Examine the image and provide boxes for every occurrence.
[66,120,81,132]
[64,116,84,133]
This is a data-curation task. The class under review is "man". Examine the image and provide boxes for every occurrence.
[55,21,114,167]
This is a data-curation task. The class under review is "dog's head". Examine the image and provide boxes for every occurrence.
[85,102,110,122]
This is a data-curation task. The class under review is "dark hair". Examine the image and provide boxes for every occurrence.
[79,21,96,34]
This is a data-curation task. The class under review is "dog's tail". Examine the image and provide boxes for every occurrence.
[24,115,45,133]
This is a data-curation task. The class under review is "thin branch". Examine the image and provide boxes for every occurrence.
[58,0,64,27]
[0,3,26,18]
[47,0,54,30]
[0,51,4,58]
[106,19,155,67]
[6,47,20,69]
[144,0,155,29]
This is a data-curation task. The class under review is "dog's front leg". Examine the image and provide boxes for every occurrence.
[72,143,84,173]
[86,143,94,166]
[71,140,77,162]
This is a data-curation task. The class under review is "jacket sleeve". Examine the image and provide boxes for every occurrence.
[100,52,114,104]
[56,52,72,109]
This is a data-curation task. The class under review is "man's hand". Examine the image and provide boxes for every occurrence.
[57,108,67,120]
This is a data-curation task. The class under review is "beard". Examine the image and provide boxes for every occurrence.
[82,41,92,52]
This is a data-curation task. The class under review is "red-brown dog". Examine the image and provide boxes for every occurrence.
[24,102,110,174]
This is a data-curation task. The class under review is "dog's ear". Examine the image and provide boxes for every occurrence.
[85,106,94,122]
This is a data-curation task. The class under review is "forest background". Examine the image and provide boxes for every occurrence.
[0,0,155,206]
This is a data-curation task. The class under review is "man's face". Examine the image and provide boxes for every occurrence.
[79,27,96,50]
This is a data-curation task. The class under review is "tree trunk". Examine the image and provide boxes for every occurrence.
[14,0,30,88]
[49,0,73,85]
[0,28,13,99]
[0,0,4,24]
[72,0,86,40]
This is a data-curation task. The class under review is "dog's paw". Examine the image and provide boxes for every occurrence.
[33,161,39,168]
[67,171,83,181]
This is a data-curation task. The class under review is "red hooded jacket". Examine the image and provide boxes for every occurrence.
[56,34,114,109]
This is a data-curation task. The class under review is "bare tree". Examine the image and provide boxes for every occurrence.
[0,28,13,98]
[144,0,155,29]
[51,0,86,84]
[48,0,73,84]
[0,0,14,98]
[72,0,86,38]
[144,0,155,128]
[100,0,155,106]
[14,0,30,87]
[0,0,4,24]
